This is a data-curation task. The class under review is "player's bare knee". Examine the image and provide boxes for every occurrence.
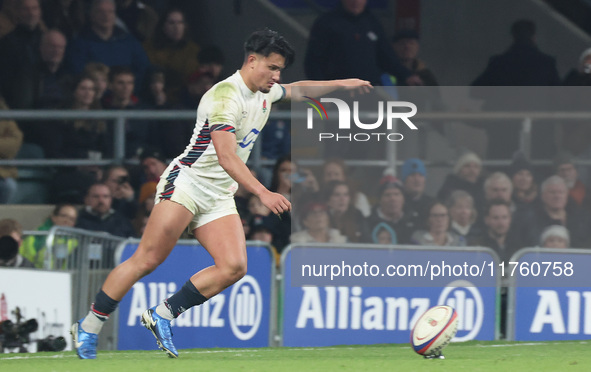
[131,253,164,277]
[138,258,161,276]
[221,257,247,283]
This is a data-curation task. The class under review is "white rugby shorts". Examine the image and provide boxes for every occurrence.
[155,163,238,231]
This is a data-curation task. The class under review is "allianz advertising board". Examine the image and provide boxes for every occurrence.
[281,245,498,347]
[117,242,274,350]
[511,250,591,341]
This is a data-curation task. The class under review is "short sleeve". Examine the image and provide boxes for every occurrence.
[207,82,241,131]
[269,83,286,103]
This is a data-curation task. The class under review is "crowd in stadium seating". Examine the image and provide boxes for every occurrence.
[278,153,591,261]
[0,0,225,163]
[1,0,591,270]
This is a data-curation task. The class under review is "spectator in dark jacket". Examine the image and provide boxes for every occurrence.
[514,176,590,248]
[471,20,560,160]
[0,0,45,108]
[391,29,438,86]
[64,0,150,92]
[42,75,109,159]
[438,152,485,207]
[304,0,421,86]
[324,180,368,242]
[401,158,435,228]
[469,200,523,263]
[102,165,138,220]
[116,0,159,42]
[509,152,538,209]
[472,19,560,86]
[76,183,135,238]
[367,177,417,244]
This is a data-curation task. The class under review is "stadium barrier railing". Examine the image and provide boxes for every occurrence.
[3,110,591,172]
[41,226,125,350]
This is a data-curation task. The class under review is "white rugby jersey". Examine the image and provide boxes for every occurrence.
[170,70,285,196]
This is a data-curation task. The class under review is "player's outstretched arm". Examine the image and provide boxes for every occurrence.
[211,130,291,216]
[282,79,373,101]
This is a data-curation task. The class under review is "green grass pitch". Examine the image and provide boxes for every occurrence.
[1,341,589,372]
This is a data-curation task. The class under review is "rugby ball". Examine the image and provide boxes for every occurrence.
[410,305,458,357]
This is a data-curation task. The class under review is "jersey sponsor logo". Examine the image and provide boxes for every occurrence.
[239,128,260,150]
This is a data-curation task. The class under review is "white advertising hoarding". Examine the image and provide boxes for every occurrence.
[0,268,72,352]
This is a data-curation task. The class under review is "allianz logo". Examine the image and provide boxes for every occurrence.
[126,275,263,340]
[530,290,591,335]
[295,280,483,341]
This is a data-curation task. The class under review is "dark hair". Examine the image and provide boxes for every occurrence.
[244,29,295,68]
[52,203,77,217]
[270,154,292,193]
[141,67,167,103]
[483,199,512,217]
[298,195,326,225]
[71,73,95,89]
[323,180,349,201]
[427,202,450,230]
[108,65,134,83]
[248,225,273,239]
[198,45,225,65]
[511,19,536,43]
[151,7,189,49]
[67,74,101,109]
[139,146,167,164]
[102,165,128,183]
[86,182,110,197]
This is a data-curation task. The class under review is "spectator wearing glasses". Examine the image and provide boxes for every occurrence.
[411,202,464,246]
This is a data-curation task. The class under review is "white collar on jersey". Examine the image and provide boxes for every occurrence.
[234,70,257,97]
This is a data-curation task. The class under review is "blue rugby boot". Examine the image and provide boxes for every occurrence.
[141,307,178,358]
[70,319,98,359]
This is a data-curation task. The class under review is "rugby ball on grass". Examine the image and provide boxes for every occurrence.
[410,305,458,357]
